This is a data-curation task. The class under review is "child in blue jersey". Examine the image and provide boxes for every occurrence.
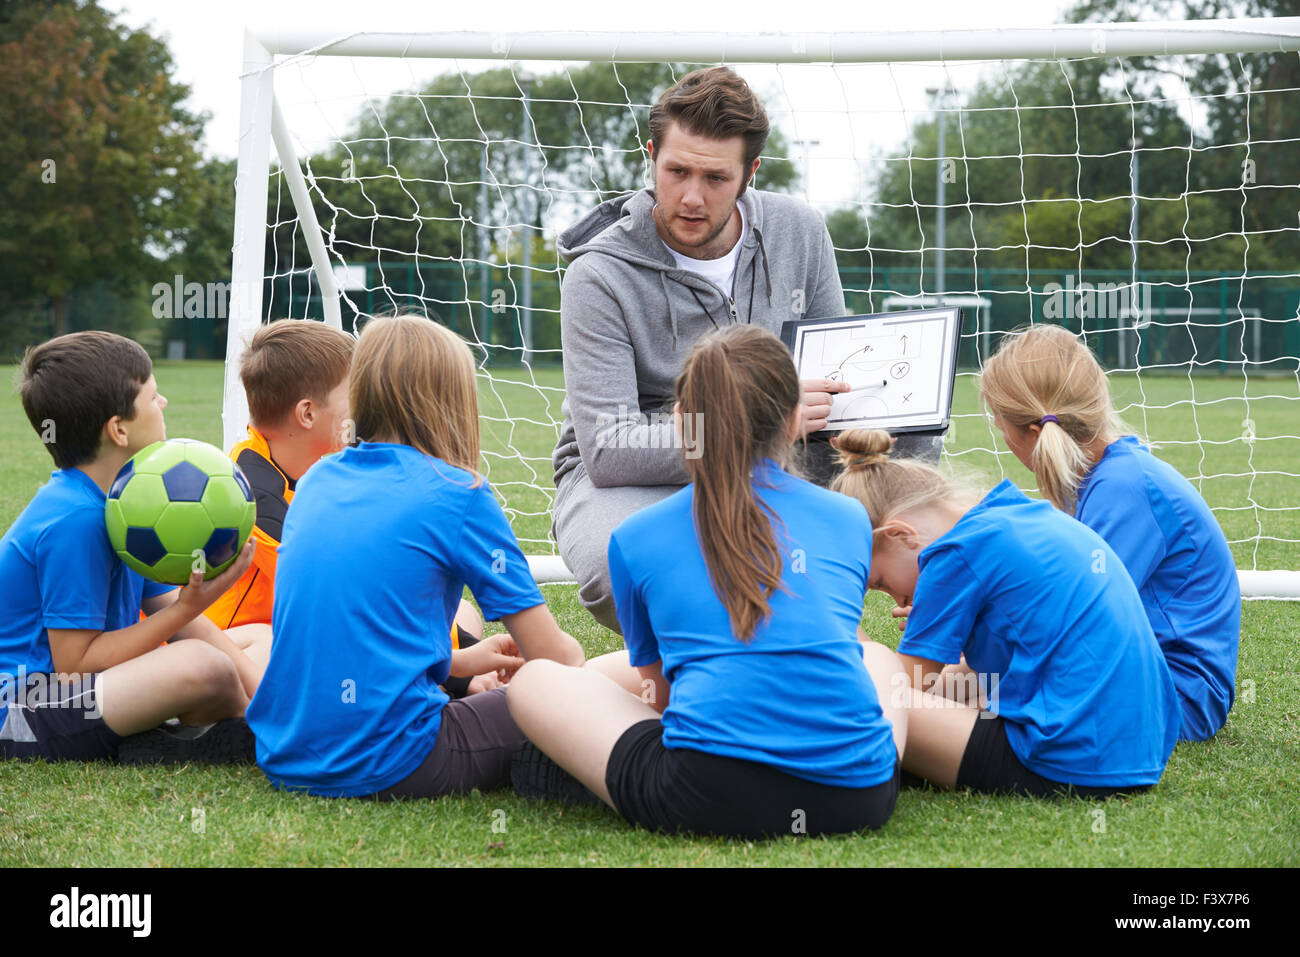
[244,314,583,799]
[832,428,1181,796]
[981,324,1240,741]
[0,332,262,763]
[507,325,907,839]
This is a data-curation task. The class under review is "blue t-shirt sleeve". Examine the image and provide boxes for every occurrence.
[1078,473,1166,589]
[142,578,177,599]
[37,509,114,631]
[609,534,658,667]
[897,547,981,665]
[452,482,544,621]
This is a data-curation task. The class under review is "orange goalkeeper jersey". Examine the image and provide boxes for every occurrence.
[205,427,294,629]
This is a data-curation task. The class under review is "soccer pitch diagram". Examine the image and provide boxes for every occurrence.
[789,309,960,433]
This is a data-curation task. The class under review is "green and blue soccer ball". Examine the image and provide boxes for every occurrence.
[105,439,256,585]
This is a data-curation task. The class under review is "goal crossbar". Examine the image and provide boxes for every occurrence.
[246,19,1300,63]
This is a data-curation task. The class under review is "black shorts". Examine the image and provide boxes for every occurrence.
[605,719,900,840]
[0,673,121,762]
[956,715,1153,799]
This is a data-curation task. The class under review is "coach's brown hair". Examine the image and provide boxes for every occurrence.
[349,314,481,481]
[676,325,801,642]
[240,319,355,428]
[649,67,770,179]
[19,331,153,469]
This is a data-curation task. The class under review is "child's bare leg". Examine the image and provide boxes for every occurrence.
[97,641,248,736]
[507,659,659,807]
[226,623,272,674]
[581,649,647,697]
[900,689,981,788]
[455,599,483,640]
[860,640,909,761]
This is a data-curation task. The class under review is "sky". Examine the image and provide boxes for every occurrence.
[102,0,1083,209]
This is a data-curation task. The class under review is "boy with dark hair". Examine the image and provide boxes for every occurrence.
[206,319,494,697]
[0,331,260,762]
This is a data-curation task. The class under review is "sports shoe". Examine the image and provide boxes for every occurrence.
[510,740,603,807]
[117,717,256,766]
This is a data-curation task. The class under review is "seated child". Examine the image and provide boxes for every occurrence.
[0,331,261,762]
[206,318,495,697]
[832,429,1182,797]
[980,324,1240,741]
[245,314,584,799]
[506,326,908,840]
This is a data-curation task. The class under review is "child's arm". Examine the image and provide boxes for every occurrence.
[897,651,945,695]
[47,542,255,678]
[499,604,585,667]
[635,660,669,714]
[449,633,525,679]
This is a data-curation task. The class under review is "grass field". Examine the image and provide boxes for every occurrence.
[1,360,1297,867]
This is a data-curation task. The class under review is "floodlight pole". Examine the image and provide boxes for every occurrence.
[519,69,535,367]
[1126,136,1142,368]
[479,150,491,361]
[928,86,951,305]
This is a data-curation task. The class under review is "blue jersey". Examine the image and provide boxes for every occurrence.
[610,458,898,789]
[246,443,545,797]
[0,468,175,678]
[1076,437,1240,741]
[899,480,1180,787]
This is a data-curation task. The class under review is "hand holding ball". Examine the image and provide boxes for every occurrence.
[105,439,256,585]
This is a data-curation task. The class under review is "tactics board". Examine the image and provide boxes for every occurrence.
[781,307,963,434]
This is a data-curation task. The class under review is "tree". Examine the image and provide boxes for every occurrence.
[0,0,209,345]
[1068,0,1300,272]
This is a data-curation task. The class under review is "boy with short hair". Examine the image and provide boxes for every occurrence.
[207,318,495,697]
[0,331,260,762]
[204,319,356,641]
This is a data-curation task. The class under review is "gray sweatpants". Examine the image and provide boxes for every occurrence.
[552,430,946,634]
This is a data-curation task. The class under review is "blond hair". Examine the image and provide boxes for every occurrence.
[980,324,1131,513]
[349,314,481,482]
[831,429,975,530]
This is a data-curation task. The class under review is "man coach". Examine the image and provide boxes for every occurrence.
[551,66,928,632]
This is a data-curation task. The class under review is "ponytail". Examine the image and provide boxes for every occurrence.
[676,326,801,641]
[1031,417,1092,514]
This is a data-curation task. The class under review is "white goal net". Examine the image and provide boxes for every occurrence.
[226,20,1300,596]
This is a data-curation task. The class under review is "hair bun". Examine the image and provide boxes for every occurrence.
[834,428,894,470]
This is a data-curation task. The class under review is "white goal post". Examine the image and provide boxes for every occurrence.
[226,18,1300,598]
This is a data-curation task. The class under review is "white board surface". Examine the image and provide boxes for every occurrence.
[786,308,961,433]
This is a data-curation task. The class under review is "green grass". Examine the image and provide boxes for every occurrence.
[1,360,1297,866]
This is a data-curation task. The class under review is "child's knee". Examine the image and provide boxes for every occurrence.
[506,659,564,719]
[176,642,242,703]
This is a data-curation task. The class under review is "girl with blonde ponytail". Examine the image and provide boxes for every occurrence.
[981,324,1240,742]
[832,429,1181,797]
[508,325,907,839]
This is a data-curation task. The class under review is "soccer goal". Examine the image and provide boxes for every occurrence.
[226,18,1300,597]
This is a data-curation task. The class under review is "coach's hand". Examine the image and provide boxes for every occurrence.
[176,540,256,616]
[798,378,850,436]
[450,633,526,680]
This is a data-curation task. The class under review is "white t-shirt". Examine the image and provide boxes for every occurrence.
[660,202,747,295]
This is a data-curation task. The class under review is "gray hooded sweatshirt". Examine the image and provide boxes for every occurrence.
[551,187,845,493]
